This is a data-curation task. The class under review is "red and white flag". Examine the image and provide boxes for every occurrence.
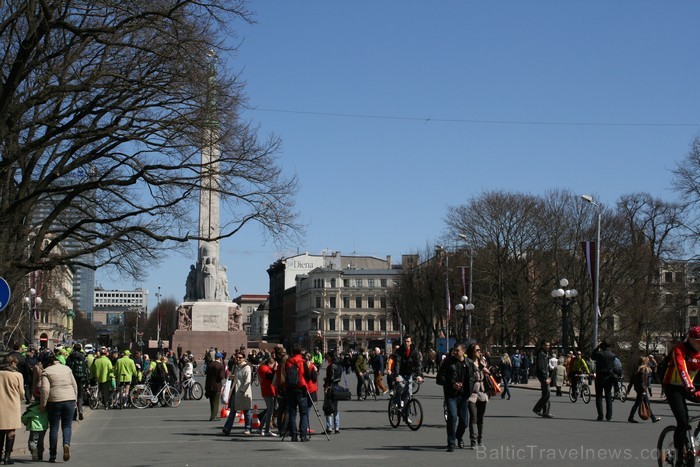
[581,241,601,317]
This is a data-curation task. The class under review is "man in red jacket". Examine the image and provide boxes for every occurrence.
[285,343,311,441]
[257,355,277,436]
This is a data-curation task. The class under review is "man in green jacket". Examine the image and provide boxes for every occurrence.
[115,350,137,409]
[354,348,368,400]
[91,349,114,409]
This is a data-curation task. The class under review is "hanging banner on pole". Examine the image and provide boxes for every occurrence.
[581,241,601,317]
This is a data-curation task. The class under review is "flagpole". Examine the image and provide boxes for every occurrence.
[582,194,601,353]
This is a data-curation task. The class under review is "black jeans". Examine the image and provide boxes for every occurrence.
[595,373,614,420]
[533,377,550,414]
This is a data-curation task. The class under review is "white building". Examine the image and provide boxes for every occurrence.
[92,287,148,326]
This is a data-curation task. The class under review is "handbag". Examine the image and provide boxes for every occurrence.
[638,397,651,421]
[484,374,502,397]
[220,379,232,405]
[332,374,352,401]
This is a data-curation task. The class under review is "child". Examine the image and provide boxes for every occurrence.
[21,401,49,461]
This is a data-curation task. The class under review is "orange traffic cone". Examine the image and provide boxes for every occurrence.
[252,405,261,430]
[237,410,245,424]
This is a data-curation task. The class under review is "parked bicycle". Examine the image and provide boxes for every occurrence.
[657,414,700,466]
[178,376,203,400]
[358,373,378,401]
[614,377,628,402]
[388,375,423,431]
[130,381,181,408]
[569,374,591,404]
[85,383,100,410]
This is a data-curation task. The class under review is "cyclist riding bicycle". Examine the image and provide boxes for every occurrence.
[662,325,700,457]
[570,352,590,398]
[391,335,424,407]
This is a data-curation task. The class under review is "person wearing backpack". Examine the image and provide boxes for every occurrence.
[323,351,343,434]
[66,344,89,420]
[285,343,311,442]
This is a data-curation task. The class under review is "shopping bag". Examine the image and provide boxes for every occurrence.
[639,398,651,420]
[221,379,232,405]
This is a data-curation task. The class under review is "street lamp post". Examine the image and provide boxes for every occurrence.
[435,245,450,352]
[551,279,578,354]
[582,194,601,352]
[155,285,162,352]
[455,295,475,343]
[24,288,42,348]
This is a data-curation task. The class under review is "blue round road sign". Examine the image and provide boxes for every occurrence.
[0,278,10,312]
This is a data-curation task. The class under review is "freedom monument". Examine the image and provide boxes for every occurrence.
[171,57,247,354]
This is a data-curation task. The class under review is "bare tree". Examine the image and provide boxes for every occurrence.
[0,2,300,300]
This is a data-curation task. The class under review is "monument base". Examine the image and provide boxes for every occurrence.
[172,301,248,355]
[172,329,247,356]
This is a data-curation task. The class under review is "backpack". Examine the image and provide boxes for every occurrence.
[67,354,88,383]
[613,357,623,377]
[435,357,451,386]
[286,361,301,388]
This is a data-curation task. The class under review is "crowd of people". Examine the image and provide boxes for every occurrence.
[5,326,700,461]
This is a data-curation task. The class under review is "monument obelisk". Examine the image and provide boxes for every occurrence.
[172,52,246,354]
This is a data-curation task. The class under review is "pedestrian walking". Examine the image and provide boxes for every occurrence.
[0,355,25,464]
[323,351,342,434]
[205,352,225,421]
[222,353,253,435]
[22,400,48,461]
[466,342,488,449]
[532,340,554,418]
[554,358,566,397]
[257,355,278,436]
[592,340,617,421]
[370,347,388,395]
[443,344,469,452]
[627,356,660,423]
[499,353,512,400]
[41,354,78,463]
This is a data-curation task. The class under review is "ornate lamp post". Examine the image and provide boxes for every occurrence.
[25,288,42,348]
[455,295,475,343]
[581,194,601,352]
[551,278,577,354]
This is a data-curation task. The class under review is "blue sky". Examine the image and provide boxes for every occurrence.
[100,1,700,308]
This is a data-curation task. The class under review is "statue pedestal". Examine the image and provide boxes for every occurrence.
[172,301,247,354]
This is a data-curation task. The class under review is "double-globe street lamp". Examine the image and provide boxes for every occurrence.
[25,287,42,348]
[454,295,475,343]
[551,278,577,354]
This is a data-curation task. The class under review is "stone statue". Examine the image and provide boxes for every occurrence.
[218,266,230,301]
[177,305,192,330]
[228,303,242,331]
[184,265,197,301]
[202,257,217,300]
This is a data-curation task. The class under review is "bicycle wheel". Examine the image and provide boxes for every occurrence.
[404,398,423,431]
[358,381,367,401]
[411,380,421,395]
[89,392,99,410]
[581,384,591,404]
[619,386,627,402]
[388,400,401,428]
[253,374,259,387]
[191,382,204,400]
[657,425,677,466]
[370,381,377,400]
[130,386,152,409]
[164,385,181,408]
[568,384,578,402]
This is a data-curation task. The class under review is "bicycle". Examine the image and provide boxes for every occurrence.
[358,373,378,401]
[569,374,591,404]
[387,375,423,431]
[130,381,181,408]
[178,376,203,400]
[410,378,422,395]
[252,365,259,387]
[614,377,628,402]
[85,383,100,410]
[657,414,700,466]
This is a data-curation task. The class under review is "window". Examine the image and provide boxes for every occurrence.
[330,278,336,288]
[380,318,387,331]
[311,317,318,330]
[329,296,337,308]
[343,297,350,308]
[380,279,387,287]
[355,279,363,287]
[328,318,336,331]
[315,296,322,308]
[355,297,362,308]
[343,279,350,287]
[342,318,350,331]
[665,272,673,283]
[367,318,375,331]
[368,279,375,287]
[355,318,362,330]
[368,297,375,308]
[380,297,387,308]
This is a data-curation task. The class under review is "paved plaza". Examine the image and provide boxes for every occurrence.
[9,376,678,466]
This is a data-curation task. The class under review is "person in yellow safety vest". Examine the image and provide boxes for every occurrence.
[115,350,137,408]
[90,349,113,409]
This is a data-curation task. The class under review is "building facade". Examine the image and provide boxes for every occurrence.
[92,287,148,326]
[232,294,269,334]
[294,267,402,353]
